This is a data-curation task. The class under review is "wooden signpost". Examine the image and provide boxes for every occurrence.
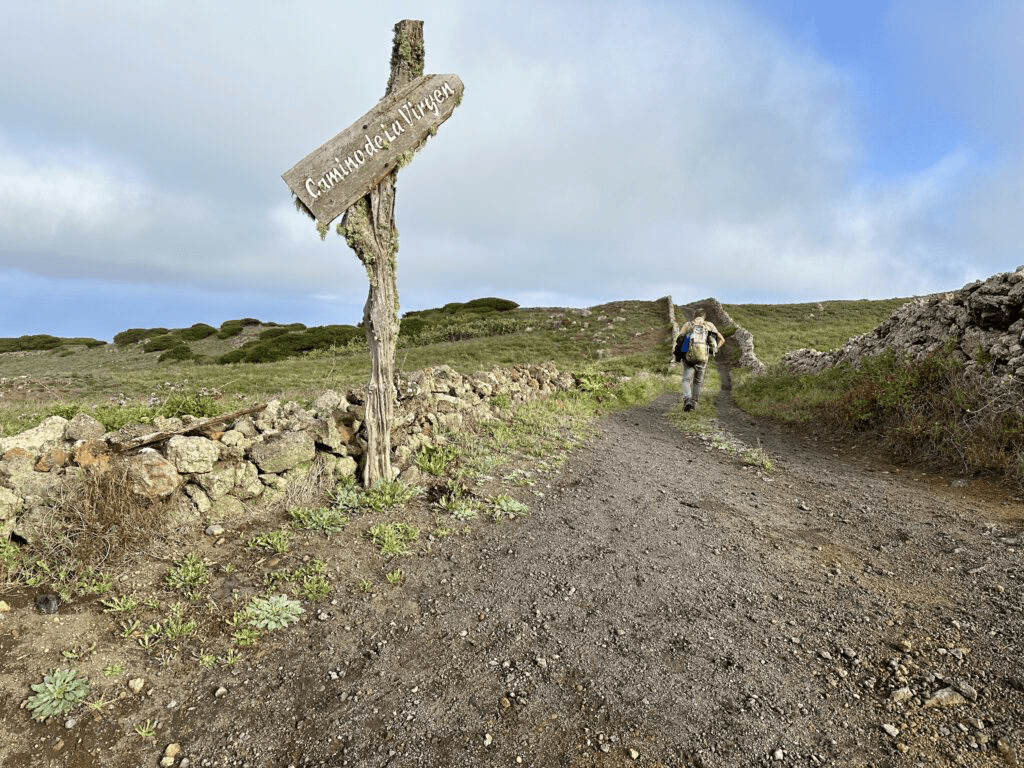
[282,20,462,487]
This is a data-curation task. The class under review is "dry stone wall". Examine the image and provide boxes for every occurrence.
[783,267,1024,380]
[0,362,576,542]
[681,297,767,375]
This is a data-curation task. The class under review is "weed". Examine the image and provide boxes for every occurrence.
[26,668,91,721]
[358,578,373,592]
[134,718,157,740]
[362,481,424,512]
[165,553,211,593]
[489,494,529,519]
[101,595,138,613]
[289,505,350,536]
[367,522,420,556]
[231,627,262,647]
[246,594,304,630]
[119,619,141,639]
[61,642,97,661]
[246,530,293,554]
[102,664,123,678]
[386,569,404,585]
[414,444,459,476]
[219,649,242,666]
[162,604,197,643]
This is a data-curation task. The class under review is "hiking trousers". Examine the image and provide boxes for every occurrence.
[682,361,707,405]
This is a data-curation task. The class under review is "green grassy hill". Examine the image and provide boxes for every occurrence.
[0,295,909,439]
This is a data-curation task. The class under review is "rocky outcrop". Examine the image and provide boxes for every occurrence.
[0,362,578,541]
[783,267,1024,378]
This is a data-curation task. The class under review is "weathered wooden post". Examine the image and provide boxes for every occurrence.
[282,20,463,487]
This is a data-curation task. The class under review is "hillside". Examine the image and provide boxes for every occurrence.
[1,291,1021,766]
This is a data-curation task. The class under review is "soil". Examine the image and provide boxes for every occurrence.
[1,362,1022,768]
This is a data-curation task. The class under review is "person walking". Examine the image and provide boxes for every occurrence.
[673,307,726,412]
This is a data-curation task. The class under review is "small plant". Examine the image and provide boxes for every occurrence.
[134,718,157,740]
[61,642,97,661]
[246,530,293,554]
[367,522,420,556]
[138,623,162,649]
[357,578,373,592]
[434,492,480,521]
[332,476,364,511]
[102,664,123,678]
[101,595,138,613]
[120,619,141,639]
[231,627,262,648]
[25,668,91,721]
[362,480,424,512]
[741,445,775,472]
[165,553,211,592]
[219,649,242,666]
[195,652,217,669]
[289,505,350,536]
[246,594,304,631]
[0,538,21,571]
[415,444,460,476]
[84,696,115,714]
[386,569,404,585]
[489,494,529,519]
[162,604,197,642]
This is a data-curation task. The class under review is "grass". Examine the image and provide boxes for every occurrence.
[723,298,909,365]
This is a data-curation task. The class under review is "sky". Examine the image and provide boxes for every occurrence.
[1,0,1022,342]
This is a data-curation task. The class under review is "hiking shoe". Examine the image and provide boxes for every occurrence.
[683,400,695,412]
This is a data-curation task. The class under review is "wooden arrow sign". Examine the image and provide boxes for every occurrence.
[282,73,464,226]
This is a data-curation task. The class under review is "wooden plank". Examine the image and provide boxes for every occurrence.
[107,404,268,453]
[282,73,464,226]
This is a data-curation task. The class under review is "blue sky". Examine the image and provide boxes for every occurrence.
[1,0,1021,341]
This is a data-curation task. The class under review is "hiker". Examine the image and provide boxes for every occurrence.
[673,307,726,412]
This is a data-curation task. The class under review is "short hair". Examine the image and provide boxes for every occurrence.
[694,307,707,319]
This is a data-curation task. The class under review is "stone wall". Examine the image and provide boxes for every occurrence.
[0,362,576,542]
[782,267,1024,379]
[682,297,767,375]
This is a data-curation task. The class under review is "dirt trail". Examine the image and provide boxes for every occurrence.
[3,364,1023,768]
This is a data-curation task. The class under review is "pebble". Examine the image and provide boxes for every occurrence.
[882,723,900,737]
[773,748,785,760]
[214,686,228,698]
[64,718,77,729]
[483,733,492,747]
[128,678,146,694]
[924,688,967,708]
[205,524,225,537]
[890,687,913,703]
[0,600,10,612]
[160,741,181,766]
[629,748,640,760]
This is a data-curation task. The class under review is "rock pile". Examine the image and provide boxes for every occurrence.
[0,362,576,542]
[783,267,1024,378]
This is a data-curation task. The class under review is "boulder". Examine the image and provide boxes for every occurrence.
[166,436,220,474]
[248,431,316,474]
[125,450,181,499]
[65,413,106,442]
[0,416,68,455]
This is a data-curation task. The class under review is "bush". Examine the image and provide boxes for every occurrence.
[0,335,64,353]
[142,335,180,353]
[177,323,217,341]
[113,328,168,346]
[217,325,362,364]
[158,344,195,362]
[217,320,245,339]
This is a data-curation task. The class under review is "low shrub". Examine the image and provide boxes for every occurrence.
[218,325,362,364]
[113,328,169,346]
[177,323,217,341]
[158,344,195,362]
[143,335,181,353]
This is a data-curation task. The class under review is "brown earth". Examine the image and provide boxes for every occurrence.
[1,360,1022,768]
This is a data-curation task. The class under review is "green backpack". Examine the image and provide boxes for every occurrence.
[685,321,710,363]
